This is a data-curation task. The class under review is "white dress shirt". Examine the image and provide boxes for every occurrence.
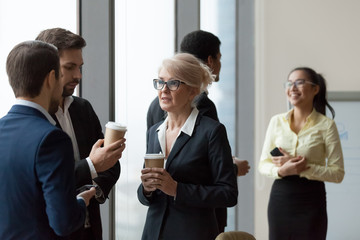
[156,108,199,157]
[54,96,97,178]
[55,96,80,161]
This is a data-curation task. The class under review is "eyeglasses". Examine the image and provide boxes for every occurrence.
[153,79,185,91]
[284,79,317,89]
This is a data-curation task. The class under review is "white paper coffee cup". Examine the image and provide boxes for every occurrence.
[104,121,127,147]
[144,153,165,168]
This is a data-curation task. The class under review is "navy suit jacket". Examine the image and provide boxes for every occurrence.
[53,96,121,240]
[0,105,86,239]
[138,114,238,240]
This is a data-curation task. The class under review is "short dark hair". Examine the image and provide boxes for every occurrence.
[6,40,60,98]
[36,28,86,54]
[180,30,221,62]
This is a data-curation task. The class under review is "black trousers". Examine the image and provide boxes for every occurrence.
[268,176,327,240]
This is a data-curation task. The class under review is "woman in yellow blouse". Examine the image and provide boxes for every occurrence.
[259,67,345,240]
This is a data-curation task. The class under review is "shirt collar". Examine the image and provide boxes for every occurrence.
[181,107,199,136]
[157,107,199,137]
[63,96,74,110]
[285,108,318,125]
[56,96,74,114]
[15,99,56,125]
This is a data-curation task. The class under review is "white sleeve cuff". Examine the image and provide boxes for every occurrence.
[76,196,85,203]
[86,157,98,179]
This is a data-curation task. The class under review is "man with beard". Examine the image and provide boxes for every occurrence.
[0,40,96,239]
[36,28,125,240]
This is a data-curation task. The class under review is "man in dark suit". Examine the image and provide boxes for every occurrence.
[36,28,125,240]
[146,30,250,232]
[0,40,96,239]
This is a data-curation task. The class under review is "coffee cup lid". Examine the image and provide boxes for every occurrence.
[144,153,165,159]
[105,121,127,131]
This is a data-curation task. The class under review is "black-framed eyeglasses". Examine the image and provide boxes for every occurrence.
[153,79,186,91]
[284,79,317,89]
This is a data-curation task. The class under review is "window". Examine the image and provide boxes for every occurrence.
[0,0,77,117]
[114,1,175,239]
[201,0,237,231]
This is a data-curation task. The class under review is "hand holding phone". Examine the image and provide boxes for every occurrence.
[76,185,96,206]
[77,184,104,201]
[270,147,284,157]
[77,184,98,194]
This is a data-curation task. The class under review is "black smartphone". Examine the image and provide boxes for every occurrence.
[76,184,97,194]
[270,147,283,156]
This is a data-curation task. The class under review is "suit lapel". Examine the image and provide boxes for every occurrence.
[165,132,191,170]
[165,114,201,170]
[68,100,82,141]
[51,98,84,158]
[164,111,202,170]
[68,98,90,159]
[50,100,80,137]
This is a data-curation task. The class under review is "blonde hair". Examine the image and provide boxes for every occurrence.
[160,53,215,93]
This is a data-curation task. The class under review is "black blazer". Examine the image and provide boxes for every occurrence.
[146,92,233,232]
[53,96,120,240]
[138,113,238,240]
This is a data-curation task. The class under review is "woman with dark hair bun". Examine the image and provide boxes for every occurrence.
[259,67,345,240]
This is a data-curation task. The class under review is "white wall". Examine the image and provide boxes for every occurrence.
[254,0,360,239]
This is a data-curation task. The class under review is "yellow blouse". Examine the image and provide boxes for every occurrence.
[259,108,345,183]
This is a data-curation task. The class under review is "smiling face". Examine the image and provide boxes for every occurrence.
[157,67,197,114]
[59,49,83,97]
[286,70,319,109]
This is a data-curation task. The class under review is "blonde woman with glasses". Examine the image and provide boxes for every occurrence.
[138,53,238,240]
[259,67,345,240]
